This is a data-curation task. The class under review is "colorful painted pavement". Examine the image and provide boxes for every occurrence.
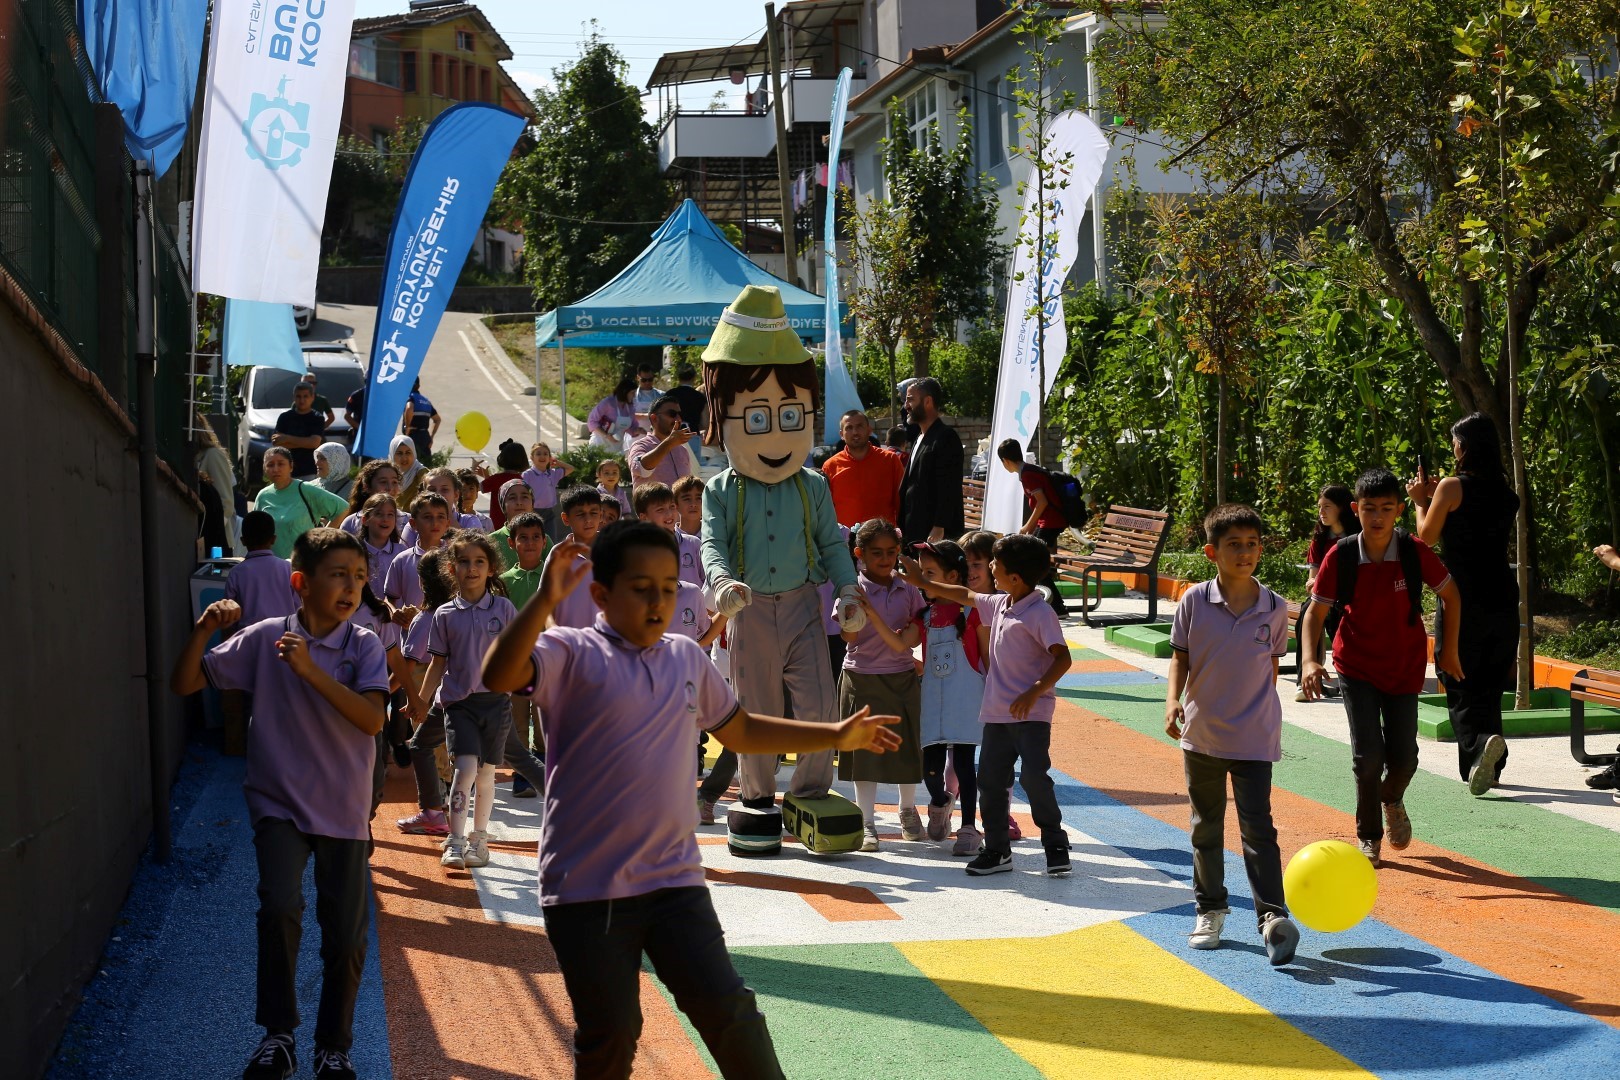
[50,633,1620,1078]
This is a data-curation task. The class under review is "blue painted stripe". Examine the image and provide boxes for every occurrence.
[1058,670,1165,688]
[1028,767,1620,1077]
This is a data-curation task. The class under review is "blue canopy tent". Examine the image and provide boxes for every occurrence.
[535,200,847,446]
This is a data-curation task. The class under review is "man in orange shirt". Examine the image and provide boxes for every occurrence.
[822,409,905,527]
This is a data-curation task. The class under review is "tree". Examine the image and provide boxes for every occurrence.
[323,119,427,263]
[841,190,921,419]
[1145,192,1281,506]
[880,99,1004,379]
[496,31,670,309]
[1096,0,1620,440]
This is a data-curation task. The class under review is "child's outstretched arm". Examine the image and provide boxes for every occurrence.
[170,600,242,695]
[896,554,977,607]
[697,612,727,650]
[853,593,921,653]
[716,705,903,756]
[412,655,447,722]
[277,632,387,736]
[483,536,593,692]
[1009,643,1072,720]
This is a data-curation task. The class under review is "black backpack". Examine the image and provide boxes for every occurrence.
[1333,528,1424,626]
[1047,469,1089,530]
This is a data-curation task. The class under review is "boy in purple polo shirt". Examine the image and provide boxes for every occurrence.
[540,484,604,629]
[482,521,902,1079]
[384,493,454,628]
[225,511,299,625]
[1165,503,1299,965]
[900,534,1074,877]
[634,480,705,586]
[171,528,389,1080]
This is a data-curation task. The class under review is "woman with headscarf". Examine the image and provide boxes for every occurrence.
[391,434,426,506]
[588,374,643,449]
[194,411,240,555]
[314,441,353,501]
[1409,412,1521,795]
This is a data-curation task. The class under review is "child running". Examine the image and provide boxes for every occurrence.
[1165,504,1300,965]
[960,529,1019,842]
[170,528,388,1080]
[596,458,632,520]
[338,460,404,536]
[356,494,403,593]
[900,534,1073,876]
[522,441,574,540]
[481,520,902,1079]
[1300,468,1463,866]
[396,550,456,836]
[384,493,454,629]
[415,533,518,871]
[540,485,605,629]
[224,511,299,625]
[636,482,724,645]
[838,519,927,851]
[401,468,462,546]
[499,510,553,800]
[913,540,986,855]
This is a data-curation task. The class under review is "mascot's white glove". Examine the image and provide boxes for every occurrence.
[714,579,754,619]
[836,584,868,634]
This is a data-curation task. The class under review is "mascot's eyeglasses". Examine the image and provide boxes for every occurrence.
[726,403,807,435]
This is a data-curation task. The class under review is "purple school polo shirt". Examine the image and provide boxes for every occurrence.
[522,465,565,509]
[350,603,401,653]
[384,545,431,609]
[841,572,925,675]
[541,546,597,629]
[676,529,703,586]
[667,581,713,642]
[427,591,518,703]
[342,510,411,538]
[1169,579,1289,762]
[203,615,389,840]
[975,590,1066,725]
[362,538,403,594]
[458,512,493,533]
[525,616,738,905]
[223,550,299,625]
[401,610,432,665]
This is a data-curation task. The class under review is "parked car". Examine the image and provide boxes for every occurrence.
[293,303,316,334]
[237,344,366,489]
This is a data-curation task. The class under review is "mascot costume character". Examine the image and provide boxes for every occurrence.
[700,285,868,856]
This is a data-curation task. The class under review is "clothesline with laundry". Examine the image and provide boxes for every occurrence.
[791,160,856,211]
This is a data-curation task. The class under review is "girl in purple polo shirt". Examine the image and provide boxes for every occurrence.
[416,534,517,871]
[837,519,927,851]
[357,494,403,591]
[522,441,574,539]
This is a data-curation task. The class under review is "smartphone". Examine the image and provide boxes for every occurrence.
[1417,452,1426,479]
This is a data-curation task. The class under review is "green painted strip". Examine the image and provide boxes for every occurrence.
[1059,679,1620,915]
[1068,647,1114,661]
[649,943,1041,1079]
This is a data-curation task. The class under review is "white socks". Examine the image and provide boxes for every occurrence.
[854,781,918,825]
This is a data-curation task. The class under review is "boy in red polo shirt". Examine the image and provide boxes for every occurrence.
[1300,468,1464,867]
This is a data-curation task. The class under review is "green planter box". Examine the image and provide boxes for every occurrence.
[1055,578,1126,600]
[1416,687,1620,740]
[1107,624,1174,658]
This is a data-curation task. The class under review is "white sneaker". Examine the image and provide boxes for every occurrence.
[463,831,490,868]
[441,837,467,870]
[1189,909,1227,950]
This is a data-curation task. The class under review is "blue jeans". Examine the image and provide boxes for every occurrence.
[543,886,783,1079]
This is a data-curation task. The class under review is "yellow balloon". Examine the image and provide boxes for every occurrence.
[454,411,491,453]
[1283,839,1379,933]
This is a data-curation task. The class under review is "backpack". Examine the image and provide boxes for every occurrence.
[1047,470,1089,530]
[1332,528,1424,627]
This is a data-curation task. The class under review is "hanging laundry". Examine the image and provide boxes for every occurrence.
[836,160,854,190]
[816,162,829,187]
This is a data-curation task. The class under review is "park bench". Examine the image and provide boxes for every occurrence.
[1569,667,1620,766]
[963,478,986,532]
[1053,505,1173,627]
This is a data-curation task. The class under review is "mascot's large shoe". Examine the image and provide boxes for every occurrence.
[727,803,784,857]
[782,792,864,855]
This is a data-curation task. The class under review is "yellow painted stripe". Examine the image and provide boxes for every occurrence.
[898,923,1371,1078]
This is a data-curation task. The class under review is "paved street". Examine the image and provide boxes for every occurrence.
[312,303,572,480]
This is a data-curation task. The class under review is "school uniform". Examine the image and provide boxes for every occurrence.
[667,581,713,642]
[836,573,925,784]
[522,465,567,539]
[540,545,598,629]
[676,528,704,587]
[458,511,493,533]
[599,483,633,520]
[202,615,388,1055]
[350,604,403,816]
[1171,579,1291,927]
[402,611,447,810]
[341,509,411,539]
[1312,535,1451,843]
[427,592,517,765]
[520,617,783,1078]
[975,591,1069,856]
[223,550,299,625]
[361,537,403,594]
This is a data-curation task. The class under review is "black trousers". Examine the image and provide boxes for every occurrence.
[1035,526,1069,618]
[1340,676,1420,841]
[1184,751,1287,926]
[1441,605,1517,781]
[699,748,738,803]
[543,886,783,1080]
[978,721,1066,854]
[922,743,979,830]
[252,818,371,1053]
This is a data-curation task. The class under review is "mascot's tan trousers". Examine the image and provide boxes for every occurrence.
[727,582,837,802]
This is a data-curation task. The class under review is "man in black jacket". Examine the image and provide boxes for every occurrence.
[898,377,964,544]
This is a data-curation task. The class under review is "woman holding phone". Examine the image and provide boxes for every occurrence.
[1408,412,1520,796]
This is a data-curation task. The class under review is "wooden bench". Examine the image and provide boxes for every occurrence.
[963,477,986,532]
[1052,506,1172,627]
[1570,667,1620,766]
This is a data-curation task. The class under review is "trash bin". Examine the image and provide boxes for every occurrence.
[190,555,239,730]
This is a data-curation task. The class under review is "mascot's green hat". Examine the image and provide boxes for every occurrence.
[702,285,811,366]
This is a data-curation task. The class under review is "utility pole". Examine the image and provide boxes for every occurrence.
[1498,31,1533,709]
[765,3,798,286]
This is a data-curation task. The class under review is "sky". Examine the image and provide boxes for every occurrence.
[353,0,772,107]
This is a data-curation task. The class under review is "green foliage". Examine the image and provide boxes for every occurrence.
[1537,620,1620,668]
[849,323,1001,422]
[323,119,428,264]
[1159,546,1311,603]
[496,31,670,310]
[557,443,624,483]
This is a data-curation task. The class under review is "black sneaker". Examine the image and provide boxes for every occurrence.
[313,1048,358,1080]
[1045,847,1072,876]
[512,775,537,799]
[242,1033,296,1080]
[391,741,412,768]
[965,850,1014,876]
[1585,763,1620,791]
